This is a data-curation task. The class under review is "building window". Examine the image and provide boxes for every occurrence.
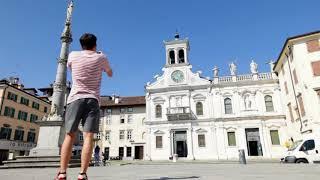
[128,107,133,113]
[169,50,175,64]
[227,132,236,146]
[311,61,320,76]
[119,130,125,140]
[120,115,125,124]
[96,132,101,140]
[270,130,280,145]
[105,131,110,141]
[7,92,18,102]
[264,95,274,112]
[196,102,203,115]
[0,126,12,140]
[30,114,38,123]
[107,108,112,114]
[284,82,289,94]
[224,98,233,114]
[44,106,48,113]
[127,130,132,140]
[18,111,28,121]
[292,69,298,84]
[178,49,185,63]
[156,136,163,148]
[27,132,36,143]
[14,129,24,141]
[32,102,40,110]
[306,39,320,53]
[297,94,306,117]
[120,108,126,114]
[281,64,285,75]
[155,105,162,118]
[126,147,132,157]
[119,147,124,157]
[79,133,83,141]
[100,109,104,117]
[287,103,294,122]
[198,134,206,147]
[106,115,111,125]
[127,115,133,123]
[4,106,15,118]
[20,97,29,106]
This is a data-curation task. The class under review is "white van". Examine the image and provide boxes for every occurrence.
[281,136,320,164]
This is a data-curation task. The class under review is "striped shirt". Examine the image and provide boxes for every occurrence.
[67,50,111,105]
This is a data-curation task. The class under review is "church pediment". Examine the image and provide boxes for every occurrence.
[192,94,206,101]
[195,128,208,133]
[154,130,165,134]
[152,97,165,103]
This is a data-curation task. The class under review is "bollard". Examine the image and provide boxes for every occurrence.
[173,154,178,162]
[239,149,246,164]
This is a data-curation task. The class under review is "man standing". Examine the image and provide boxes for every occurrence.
[56,33,113,180]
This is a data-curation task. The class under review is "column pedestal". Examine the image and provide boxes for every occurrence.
[30,120,65,156]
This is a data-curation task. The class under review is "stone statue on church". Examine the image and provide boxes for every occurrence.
[250,60,258,74]
[229,62,237,76]
[213,66,219,77]
[244,95,252,110]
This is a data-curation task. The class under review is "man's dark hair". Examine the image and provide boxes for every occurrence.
[79,33,97,50]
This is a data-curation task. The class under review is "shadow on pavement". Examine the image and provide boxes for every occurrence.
[143,176,200,180]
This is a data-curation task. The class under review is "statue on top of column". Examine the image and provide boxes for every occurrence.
[213,66,219,77]
[229,62,237,76]
[250,60,258,74]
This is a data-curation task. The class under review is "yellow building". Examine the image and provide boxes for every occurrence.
[0,78,50,164]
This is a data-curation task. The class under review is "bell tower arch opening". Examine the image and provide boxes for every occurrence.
[164,32,190,67]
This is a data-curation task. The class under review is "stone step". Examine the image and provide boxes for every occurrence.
[3,159,80,164]
[0,163,81,169]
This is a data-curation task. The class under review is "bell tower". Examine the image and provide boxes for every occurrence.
[164,32,190,67]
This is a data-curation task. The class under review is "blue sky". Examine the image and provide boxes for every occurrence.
[0,0,319,96]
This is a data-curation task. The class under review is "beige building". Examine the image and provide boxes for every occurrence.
[96,96,146,160]
[274,31,320,140]
[0,78,50,164]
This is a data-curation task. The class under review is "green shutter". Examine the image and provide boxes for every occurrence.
[228,132,236,146]
[270,130,280,145]
[4,107,8,116]
[18,111,21,120]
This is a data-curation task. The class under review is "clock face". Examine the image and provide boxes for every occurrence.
[171,70,184,83]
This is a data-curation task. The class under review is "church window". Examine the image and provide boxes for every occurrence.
[270,130,280,145]
[196,102,203,115]
[224,98,233,114]
[264,95,274,112]
[227,132,236,146]
[169,50,175,64]
[155,105,162,118]
[311,61,320,76]
[198,134,206,147]
[156,136,163,148]
[178,49,185,63]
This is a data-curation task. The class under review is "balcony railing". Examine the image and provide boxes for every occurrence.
[166,107,194,121]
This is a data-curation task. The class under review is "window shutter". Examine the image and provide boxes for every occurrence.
[270,130,280,145]
[311,61,320,76]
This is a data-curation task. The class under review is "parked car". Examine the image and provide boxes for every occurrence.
[281,136,320,164]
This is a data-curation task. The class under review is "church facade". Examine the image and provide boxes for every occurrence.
[144,34,288,160]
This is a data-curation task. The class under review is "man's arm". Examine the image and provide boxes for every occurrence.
[102,56,113,77]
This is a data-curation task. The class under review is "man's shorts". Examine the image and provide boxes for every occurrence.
[65,98,100,133]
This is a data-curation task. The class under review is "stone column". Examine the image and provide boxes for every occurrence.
[187,127,195,160]
[30,1,74,156]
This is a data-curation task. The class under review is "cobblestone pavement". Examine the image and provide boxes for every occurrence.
[0,163,319,180]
